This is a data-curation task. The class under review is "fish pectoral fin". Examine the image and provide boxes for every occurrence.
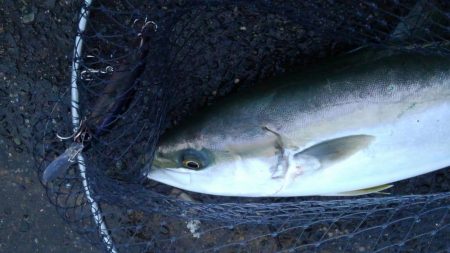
[335,184,393,196]
[295,135,375,169]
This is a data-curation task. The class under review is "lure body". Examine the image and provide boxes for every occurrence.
[42,21,156,184]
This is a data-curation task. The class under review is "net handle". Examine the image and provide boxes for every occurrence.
[71,1,118,252]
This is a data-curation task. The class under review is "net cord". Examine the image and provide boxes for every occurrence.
[70,1,118,252]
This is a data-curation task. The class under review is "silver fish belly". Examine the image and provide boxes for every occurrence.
[147,51,450,197]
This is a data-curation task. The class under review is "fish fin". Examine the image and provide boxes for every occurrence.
[335,184,393,196]
[295,135,375,169]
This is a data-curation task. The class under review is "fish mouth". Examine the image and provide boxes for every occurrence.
[148,163,193,174]
[146,165,193,186]
[156,167,191,173]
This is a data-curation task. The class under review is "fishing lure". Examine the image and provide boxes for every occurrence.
[42,20,157,184]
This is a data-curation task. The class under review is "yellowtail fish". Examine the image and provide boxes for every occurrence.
[146,50,450,197]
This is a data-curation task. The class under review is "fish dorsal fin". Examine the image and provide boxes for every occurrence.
[335,184,393,196]
[295,135,375,169]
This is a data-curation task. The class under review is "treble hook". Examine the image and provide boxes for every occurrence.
[138,18,158,48]
[43,119,89,184]
[56,119,85,141]
[56,131,76,140]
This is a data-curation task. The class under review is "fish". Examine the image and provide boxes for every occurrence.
[145,50,450,197]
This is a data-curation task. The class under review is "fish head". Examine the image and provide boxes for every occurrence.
[147,132,237,191]
[146,129,280,196]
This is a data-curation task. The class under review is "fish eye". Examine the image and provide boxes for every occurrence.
[182,160,201,169]
[179,149,209,170]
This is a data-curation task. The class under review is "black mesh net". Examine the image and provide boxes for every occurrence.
[33,0,450,252]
